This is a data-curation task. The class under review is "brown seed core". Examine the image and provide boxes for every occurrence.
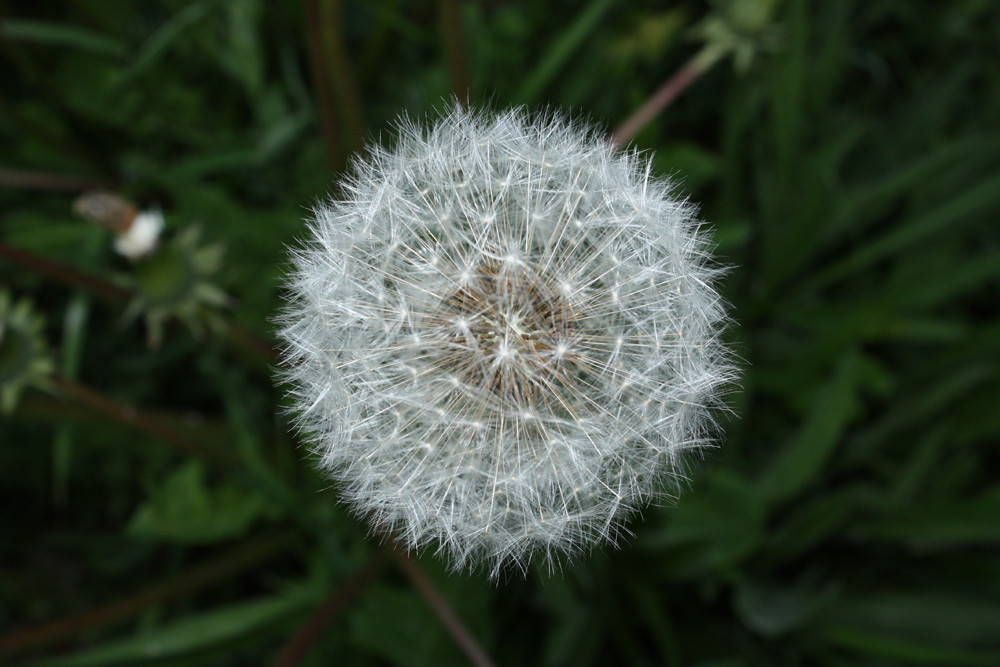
[426,260,582,410]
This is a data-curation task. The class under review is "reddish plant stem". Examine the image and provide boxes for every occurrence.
[1,241,278,366]
[439,0,469,98]
[388,544,496,667]
[49,375,236,464]
[224,319,282,365]
[0,242,130,303]
[16,392,228,440]
[270,554,386,667]
[611,56,707,148]
[0,530,295,660]
[318,0,365,155]
[0,168,110,192]
[305,0,342,169]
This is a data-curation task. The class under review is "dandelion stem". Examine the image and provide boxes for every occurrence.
[611,50,718,148]
[317,0,365,155]
[0,242,278,366]
[0,167,110,192]
[305,0,342,169]
[0,530,295,660]
[439,0,469,97]
[223,319,282,364]
[270,553,387,667]
[48,374,237,463]
[388,544,497,667]
[0,242,131,303]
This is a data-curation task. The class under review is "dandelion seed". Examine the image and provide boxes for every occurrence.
[277,106,734,578]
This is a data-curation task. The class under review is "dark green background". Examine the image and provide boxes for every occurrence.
[2,1,999,665]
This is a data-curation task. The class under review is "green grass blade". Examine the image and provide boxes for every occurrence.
[758,349,864,505]
[123,2,212,78]
[850,488,1000,548]
[512,0,616,104]
[806,172,1000,290]
[0,20,126,58]
[823,592,1000,664]
[823,134,1000,245]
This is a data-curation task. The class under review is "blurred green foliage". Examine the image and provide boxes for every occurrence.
[2,0,999,665]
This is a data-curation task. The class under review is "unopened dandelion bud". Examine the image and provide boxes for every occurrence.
[74,191,163,260]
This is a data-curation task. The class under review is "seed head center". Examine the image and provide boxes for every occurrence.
[426,261,580,409]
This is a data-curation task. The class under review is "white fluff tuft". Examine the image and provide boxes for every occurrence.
[277,106,734,578]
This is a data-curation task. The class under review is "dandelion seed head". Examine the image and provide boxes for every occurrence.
[278,106,734,578]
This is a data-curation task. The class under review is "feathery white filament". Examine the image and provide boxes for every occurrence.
[278,107,732,577]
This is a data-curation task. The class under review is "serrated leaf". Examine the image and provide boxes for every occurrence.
[128,460,268,543]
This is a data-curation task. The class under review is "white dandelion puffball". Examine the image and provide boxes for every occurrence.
[279,106,732,577]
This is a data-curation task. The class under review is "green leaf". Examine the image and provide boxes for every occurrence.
[890,250,1000,311]
[763,484,880,559]
[255,110,310,163]
[626,583,682,667]
[882,427,948,509]
[734,577,836,637]
[123,2,212,79]
[845,364,994,458]
[640,469,765,576]
[512,0,617,104]
[32,590,312,667]
[128,460,268,543]
[52,293,92,504]
[821,134,1000,245]
[349,584,445,667]
[757,348,865,505]
[654,142,722,190]
[826,633,1000,666]
[218,0,264,96]
[822,593,1000,664]
[0,20,126,58]
[850,488,1000,548]
[807,171,1000,290]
